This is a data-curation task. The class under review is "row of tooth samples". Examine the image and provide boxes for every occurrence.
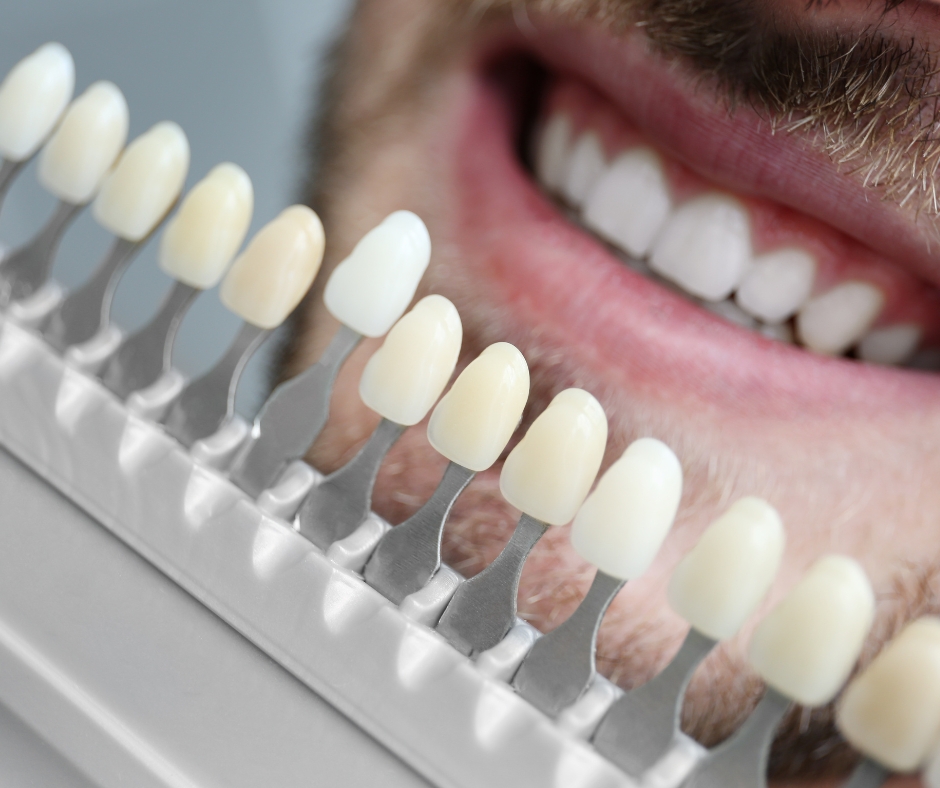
[535,113,924,367]
[3,44,940,788]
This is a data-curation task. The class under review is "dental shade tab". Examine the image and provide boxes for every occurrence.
[228,210,432,497]
[296,294,462,549]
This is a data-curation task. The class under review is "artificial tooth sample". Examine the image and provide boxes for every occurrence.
[649,193,752,302]
[735,248,816,324]
[582,148,673,258]
[858,324,921,366]
[562,131,606,207]
[535,114,571,194]
[837,617,940,774]
[796,281,884,356]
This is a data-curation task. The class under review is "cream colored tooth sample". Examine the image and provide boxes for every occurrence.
[38,81,129,204]
[796,281,884,356]
[359,295,462,426]
[0,43,74,161]
[92,121,190,242]
[571,438,682,580]
[748,555,874,707]
[159,163,254,289]
[837,617,940,773]
[220,205,324,328]
[668,497,785,641]
[324,211,432,337]
[500,388,608,526]
[427,342,529,471]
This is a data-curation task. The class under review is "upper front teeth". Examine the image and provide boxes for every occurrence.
[562,131,606,207]
[796,281,885,356]
[735,248,816,324]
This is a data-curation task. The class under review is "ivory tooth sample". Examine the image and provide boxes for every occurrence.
[593,497,784,778]
[161,205,324,447]
[297,294,462,549]
[228,211,432,497]
[101,164,253,398]
[365,342,530,604]
[684,555,874,788]
[1,82,129,303]
[437,388,608,656]
[513,438,683,717]
[42,121,190,351]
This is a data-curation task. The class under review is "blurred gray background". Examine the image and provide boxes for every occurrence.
[0,0,354,416]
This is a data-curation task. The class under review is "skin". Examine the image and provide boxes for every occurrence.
[284,0,940,783]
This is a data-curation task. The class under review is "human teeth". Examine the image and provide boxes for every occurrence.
[220,205,325,328]
[582,148,673,258]
[735,248,816,324]
[159,163,254,289]
[535,113,571,194]
[427,342,529,471]
[562,132,606,207]
[703,298,757,330]
[760,322,794,343]
[649,194,752,302]
[570,438,682,580]
[748,555,874,706]
[836,617,940,772]
[92,121,190,242]
[0,43,75,161]
[358,294,462,426]
[324,210,432,337]
[796,281,884,356]
[37,81,128,205]
[857,324,921,366]
[499,388,607,526]
[668,497,785,641]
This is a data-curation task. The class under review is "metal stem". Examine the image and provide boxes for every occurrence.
[161,322,271,447]
[297,417,406,550]
[364,462,476,604]
[592,627,717,777]
[436,513,549,656]
[0,158,26,215]
[841,759,890,788]
[228,324,362,497]
[100,281,199,398]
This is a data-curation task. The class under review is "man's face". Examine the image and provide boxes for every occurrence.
[290,0,940,783]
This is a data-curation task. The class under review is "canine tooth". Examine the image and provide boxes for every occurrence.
[857,324,921,366]
[703,298,757,330]
[735,248,816,324]
[649,193,752,302]
[0,43,74,161]
[499,388,607,525]
[562,131,606,207]
[582,148,673,258]
[92,121,190,242]
[324,210,431,337]
[37,81,128,204]
[159,163,254,289]
[220,205,324,328]
[359,294,463,426]
[837,617,940,773]
[570,438,682,580]
[668,497,785,640]
[427,342,529,471]
[748,555,874,706]
[796,281,884,356]
[535,113,571,194]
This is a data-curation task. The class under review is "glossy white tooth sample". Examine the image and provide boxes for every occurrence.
[748,555,874,706]
[38,81,128,205]
[159,163,254,289]
[796,281,884,356]
[220,205,324,328]
[649,193,752,302]
[324,211,431,337]
[535,114,571,194]
[668,497,784,641]
[359,294,462,426]
[92,121,190,242]
[427,342,529,471]
[562,132,606,207]
[0,43,74,161]
[571,438,682,580]
[500,388,608,526]
[735,248,816,324]
[582,148,673,259]
[837,617,940,772]
[858,324,921,366]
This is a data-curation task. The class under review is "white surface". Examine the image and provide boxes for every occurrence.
[562,132,605,207]
[735,248,815,324]
[796,281,884,355]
